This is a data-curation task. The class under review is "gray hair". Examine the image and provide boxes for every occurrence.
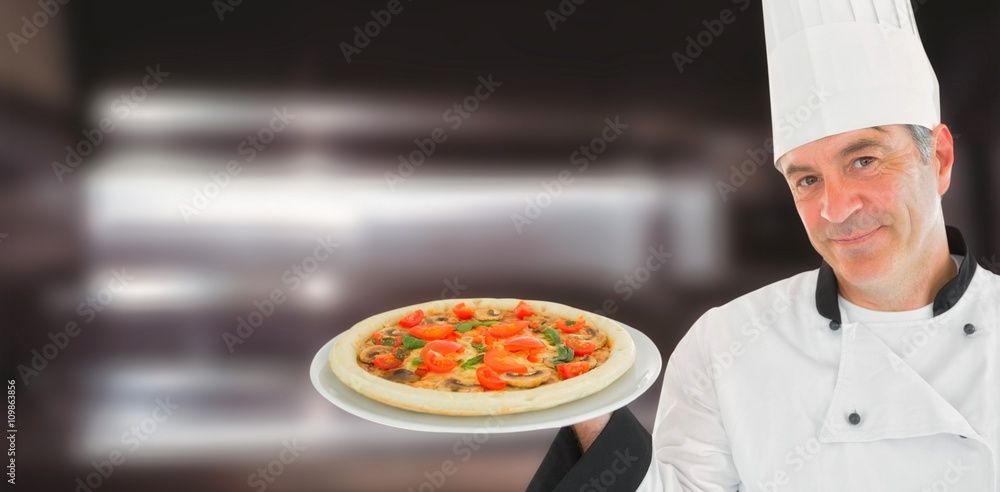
[904,124,934,164]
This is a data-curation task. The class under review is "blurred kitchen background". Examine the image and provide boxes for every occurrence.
[1,0,997,491]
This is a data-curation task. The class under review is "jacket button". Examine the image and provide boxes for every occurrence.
[829,320,841,331]
[964,323,976,335]
[848,412,861,425]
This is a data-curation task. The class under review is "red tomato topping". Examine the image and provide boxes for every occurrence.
[487,320,529,339]
[503,336,545,352]
[556,317,585,333]
[425,350,458,373]
[373,353,403,370]
[484,349,528,373]
[514,301,535,319]
[398,309,425,328]
[420,340,464,359]
[476,366,506,390]
[409,323,455,340]
[452,302,474,320]
[558,361,590,379]
[565,338,596,356]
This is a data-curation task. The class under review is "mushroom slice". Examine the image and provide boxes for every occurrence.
[383,369,420,384]
[499,370,550,388]
[424,314,458,325]
[566,326,608,349]
[377,327,407,338]
[437,378,483,392]
[530,313,558,331]
[474,308,503,321]
[358,345,395,364]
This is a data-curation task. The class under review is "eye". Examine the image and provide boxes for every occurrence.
[852,156,876,169]
[796,175,819,189]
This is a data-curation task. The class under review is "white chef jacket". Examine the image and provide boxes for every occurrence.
[638,226,999,491]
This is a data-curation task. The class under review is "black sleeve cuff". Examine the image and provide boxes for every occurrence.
[526,407,653,492]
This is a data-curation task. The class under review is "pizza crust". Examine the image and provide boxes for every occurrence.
[329,298,636,416]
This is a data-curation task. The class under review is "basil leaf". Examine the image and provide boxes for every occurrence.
[411,357,424,366]
[402,335,426,350]
[456,320,501,332]
[455,322,478,333]
[471,342,487,353]
[543,328,561,346]
[460,354,485,370]
[380,337,396,346]
[554,345,574,364]
[564,320,576,326]
[393,348,407,360]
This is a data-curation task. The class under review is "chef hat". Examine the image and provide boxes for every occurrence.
[762,0,940,162]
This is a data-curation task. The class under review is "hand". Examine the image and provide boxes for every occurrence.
[572,412,612,453]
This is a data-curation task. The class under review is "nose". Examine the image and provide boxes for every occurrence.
[820,178,862,223]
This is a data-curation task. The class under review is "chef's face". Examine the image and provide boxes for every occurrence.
[777,124,954,289]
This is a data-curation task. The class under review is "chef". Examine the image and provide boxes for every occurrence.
[528,0,1000,490]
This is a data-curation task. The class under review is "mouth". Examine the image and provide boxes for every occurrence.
[830,226,882,245]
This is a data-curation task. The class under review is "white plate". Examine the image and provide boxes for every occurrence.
[309,320,662,433]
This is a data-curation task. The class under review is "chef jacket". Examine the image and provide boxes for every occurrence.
[528,226,999,491]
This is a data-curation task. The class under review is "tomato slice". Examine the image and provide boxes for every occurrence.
[503,336,545,352]
[487,320,529,338]
[373,353,403,370]
[565,338,596,356]
[514,301,534,319]
[476,366,506,390]
[398,309,425,328]
[484,349,528,373]
[425,350,458,373]
[557,361,590,379]
[556,317,584,333]
[420,340,463,359]
[409,323,455,340]
[452,302,474,320]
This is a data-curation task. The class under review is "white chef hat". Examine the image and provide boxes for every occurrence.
[762,0,940,162]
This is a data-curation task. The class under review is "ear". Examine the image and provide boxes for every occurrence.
[930,124,955,196]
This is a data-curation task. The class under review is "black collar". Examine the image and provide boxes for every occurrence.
[816,225,978,323]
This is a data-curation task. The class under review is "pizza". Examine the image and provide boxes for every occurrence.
[329,298,636,416]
